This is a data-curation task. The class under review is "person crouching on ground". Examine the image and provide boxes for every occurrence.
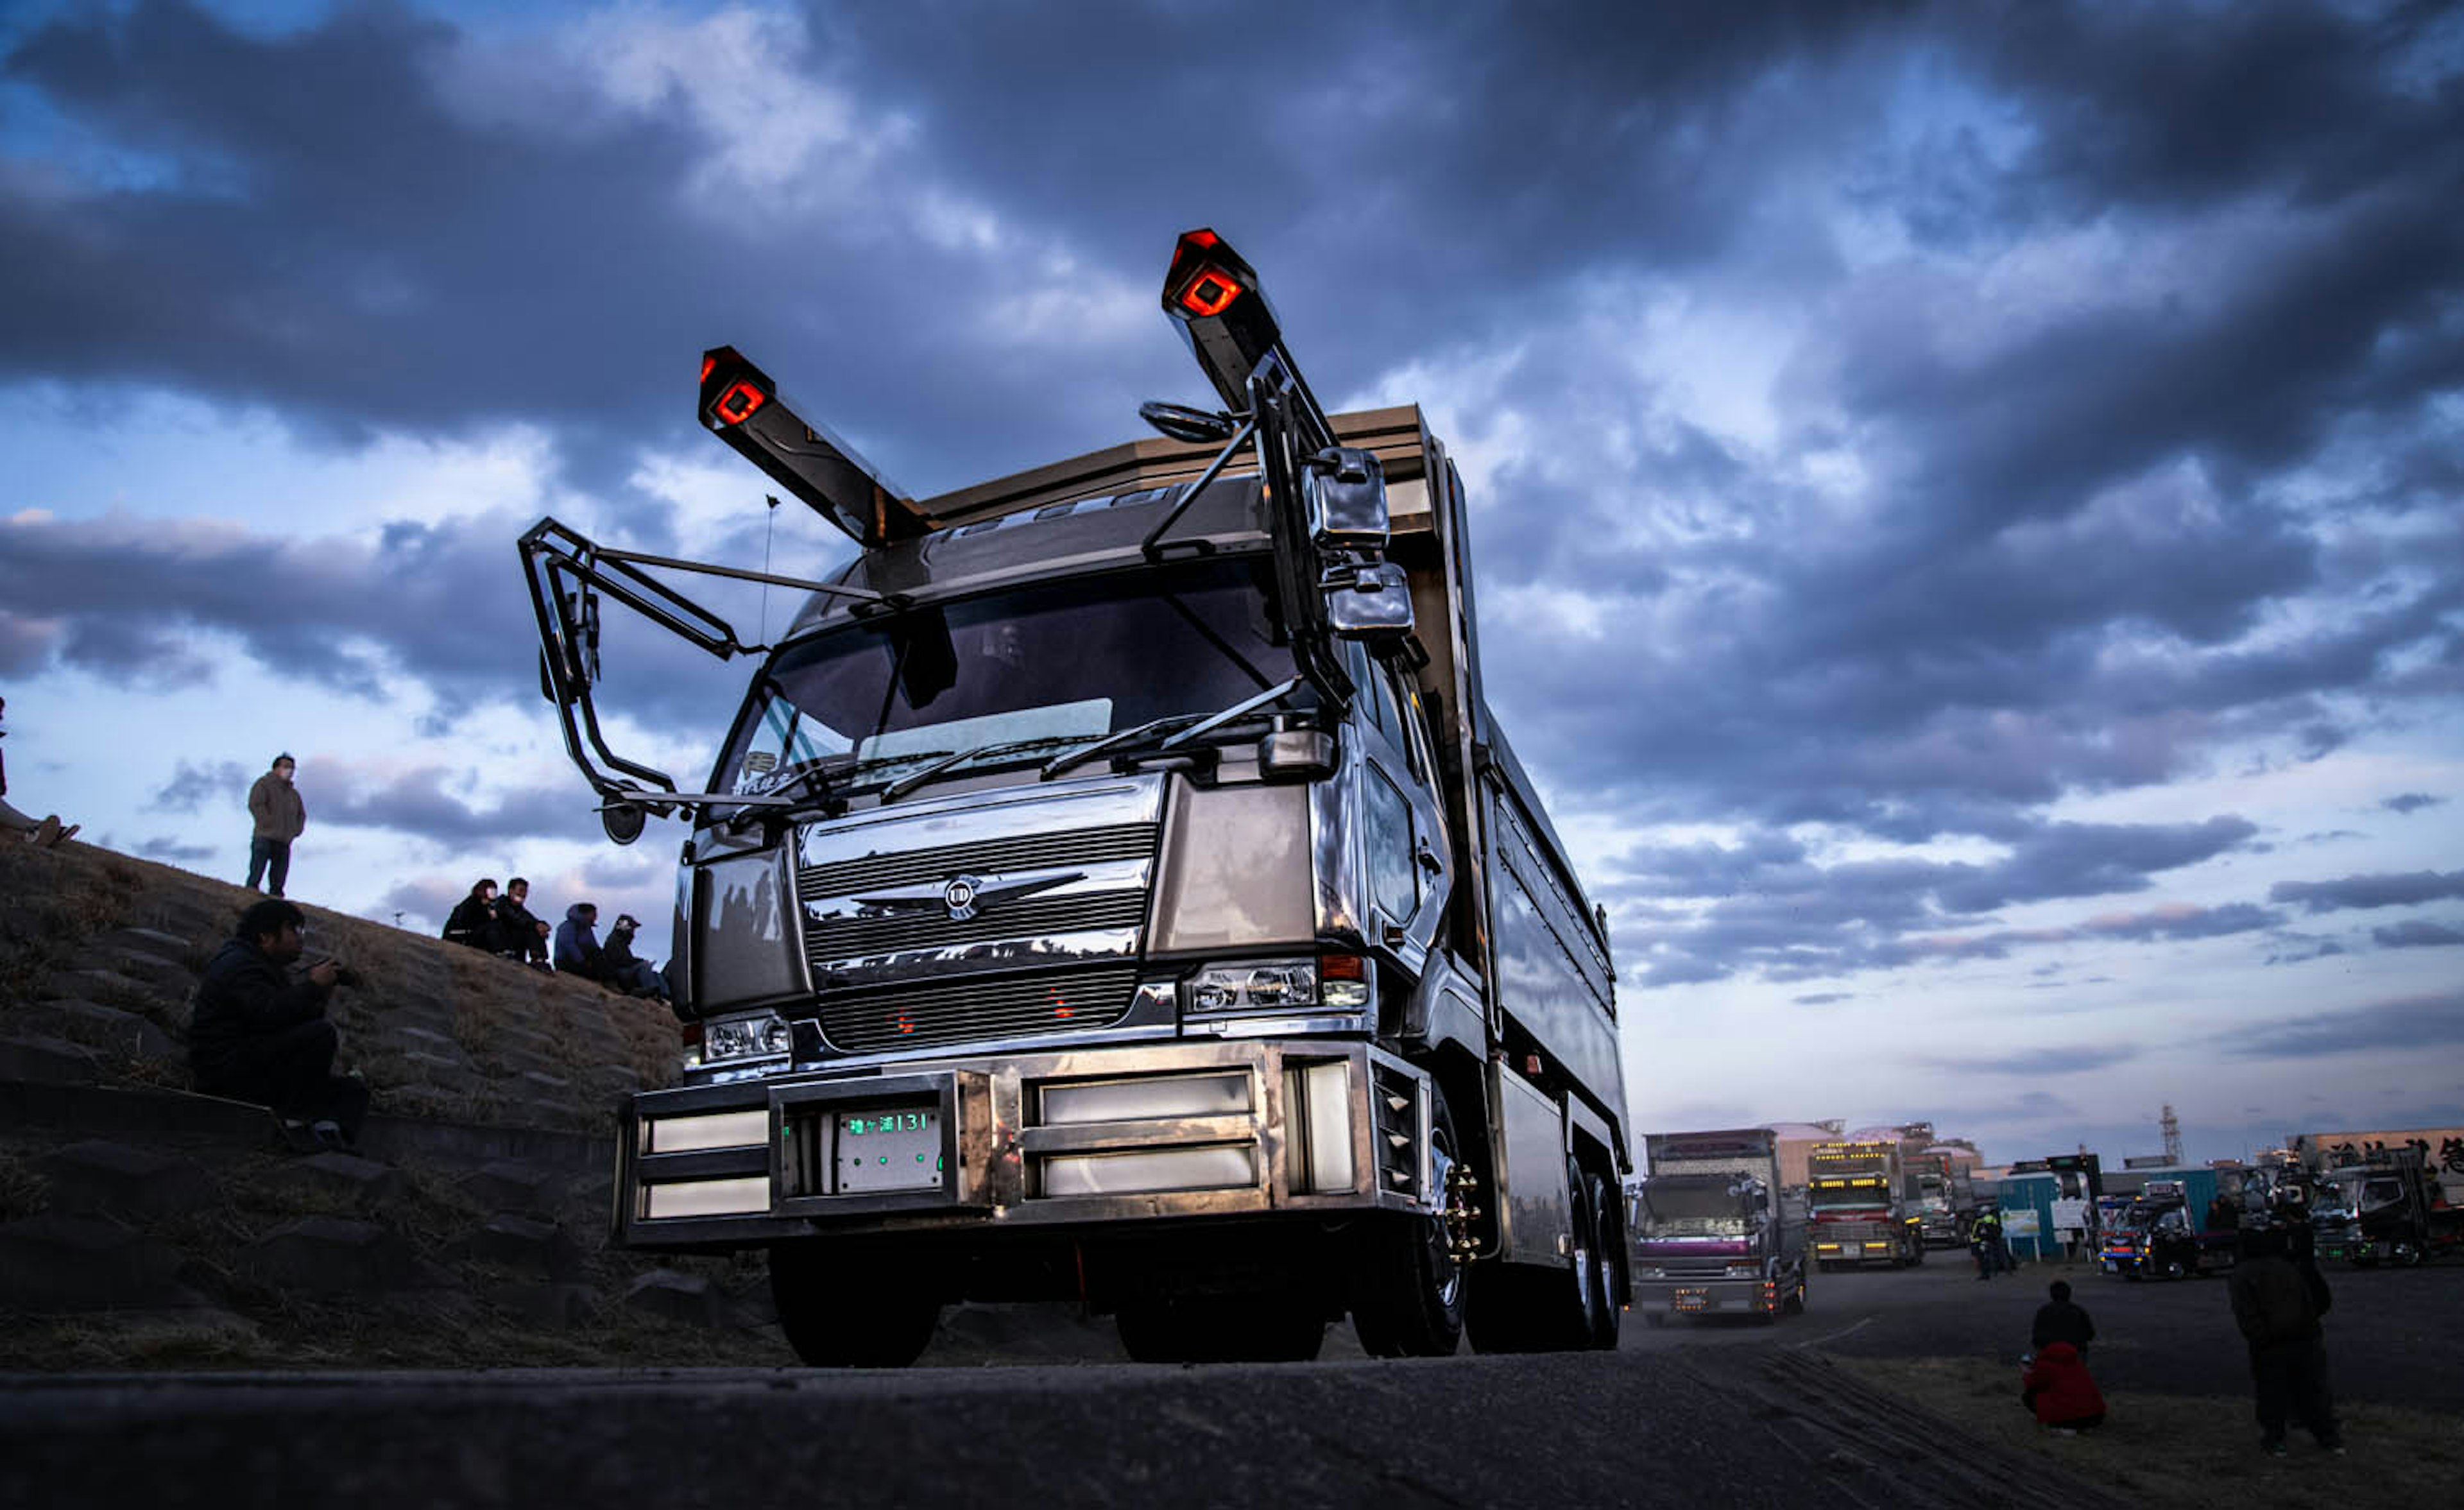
[2020,1341,2106,1434]
[188,898,368,1149]
[443,878,502,952]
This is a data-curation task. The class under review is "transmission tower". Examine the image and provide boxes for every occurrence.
[2160,1104,2184,1165]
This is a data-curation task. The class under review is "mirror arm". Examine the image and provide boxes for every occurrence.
[1141,413,1257,561]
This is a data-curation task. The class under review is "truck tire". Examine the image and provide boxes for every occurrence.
[1350,1086,1467,1357]
[1116,1294,1325,1364]
[1584,1171,1621,1351]
[1466,1154,1602,1353]
[769,1241,941,1368]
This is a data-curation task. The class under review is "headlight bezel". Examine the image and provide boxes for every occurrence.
[695,1010,793,1067]
[1183,955,1373,1016]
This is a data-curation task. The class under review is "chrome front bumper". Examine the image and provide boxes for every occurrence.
[614,1038,1433,1251]
[1629,1277,1774,1316]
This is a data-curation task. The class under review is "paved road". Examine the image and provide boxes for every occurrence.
[1653,1253,2464,1415]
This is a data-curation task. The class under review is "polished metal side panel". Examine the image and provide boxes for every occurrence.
[1149,777,1315,954]
[1308,759,1364,946]
[1491,1062,1571,1268]
[1484,778,1626,1125]
[694,847,806,1009]
[1402,950,1490,1060]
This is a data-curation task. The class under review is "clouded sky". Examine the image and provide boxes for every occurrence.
[4,0,2459,1167]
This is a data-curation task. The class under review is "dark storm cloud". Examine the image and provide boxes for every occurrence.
[303,756,603,850]
[145,758,248,814]
[2373,918,2464,949]
[2231,989,2464,1060]
[2268,869,2464,914]
[2383,793,2444,814]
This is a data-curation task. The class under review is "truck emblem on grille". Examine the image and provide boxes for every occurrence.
[851,868,1084,923]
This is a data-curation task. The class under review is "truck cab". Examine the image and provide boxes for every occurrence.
[2317,1152,2461,1267]
[1806,1140,1924,1269]
[517,230,1630,1365]
[1629,1128,1809,1325]
[2097,1178,2236,1280]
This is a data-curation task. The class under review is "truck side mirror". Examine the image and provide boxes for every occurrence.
[601,800,647,846]
[1303,446,1391,551]
[1324,560,1416,643]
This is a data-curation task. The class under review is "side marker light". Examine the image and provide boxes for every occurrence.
[714,380,767,426]
[1178,270,1241,318]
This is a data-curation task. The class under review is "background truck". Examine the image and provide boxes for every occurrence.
[1629,1129,1808,1326]
[1906,1149,1964,1249]
[2096,1174,2237,1280]
[2312,1148,2462,1267]
[517,228,1632,1366]
[1807,1140,1922,1269]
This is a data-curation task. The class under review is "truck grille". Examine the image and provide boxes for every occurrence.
[805,892,1147,965]
[817,965,1142,1054]
[798,822,1156,898]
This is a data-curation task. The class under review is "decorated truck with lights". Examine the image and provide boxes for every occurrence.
[1629,1129,1808,1325]
[517,229,1631,1365]
[1907,1149,1965,1249]
[1807,1140,1924,1269]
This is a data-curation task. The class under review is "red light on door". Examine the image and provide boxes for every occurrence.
[713,380,767,426]
[1178,270,1240,318]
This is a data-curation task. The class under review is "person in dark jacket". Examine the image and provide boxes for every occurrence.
[2019,1341,2106,1432]
[552,902,603,977]
[244,753,306,897]
[2227,1224,2343,1455]
[2032,1280,2096,1354]
[188,898,367,1147]
[493,877,552,968]
[597,914,669,1000]
[1969,1208,2004,1278]
[442,879,502,952]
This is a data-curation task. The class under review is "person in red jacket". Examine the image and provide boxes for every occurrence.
[2020,1341,2107,1432]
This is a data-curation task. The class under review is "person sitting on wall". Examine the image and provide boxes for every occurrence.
[597,914,669,1001]
[442,878,502,952]
[492,876,552,970]
[2020,1341,2107,1434]
[552,901,604,977]
[189,898,369,1149]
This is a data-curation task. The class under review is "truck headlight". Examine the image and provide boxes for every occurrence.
[703,1012,791,1063]
[1187,957,1371,1014]
[1724,1263,1760,1278]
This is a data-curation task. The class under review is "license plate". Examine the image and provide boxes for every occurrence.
[835,1106,943,1193]
[1672,1289,1709,1312]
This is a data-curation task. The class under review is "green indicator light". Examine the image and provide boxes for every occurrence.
[916,1153,927,1163]
[879,1156,889,1165]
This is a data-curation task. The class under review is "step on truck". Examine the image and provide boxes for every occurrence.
[517,229,1632,1365]
[1629,1129,1808,1326]
[1808,1139,1923,1269]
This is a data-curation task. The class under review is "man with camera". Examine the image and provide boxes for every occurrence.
[598,913,669,1002]
[189,898,369,1149]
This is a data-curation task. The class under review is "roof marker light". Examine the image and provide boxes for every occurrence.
[1178,270,1241,318]
[699,355,715,384]
[713,380,767,426]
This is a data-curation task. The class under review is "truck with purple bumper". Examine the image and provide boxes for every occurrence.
[1629,1129,1809,1326]
[517,230,1632,1365]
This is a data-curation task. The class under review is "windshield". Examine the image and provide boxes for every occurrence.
[711,557,1300,811]
[1639,1178,1750,1235]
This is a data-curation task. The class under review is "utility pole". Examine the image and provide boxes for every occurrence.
[2161,1104,2184,1165]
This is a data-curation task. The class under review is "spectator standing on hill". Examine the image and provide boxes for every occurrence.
[189,898,368,1148]
[2228,1224,2344,1457]
[0,697,79,848]
[599,914,669,1000]
[443,879,501,951]
[2033,1280,2096,1355]
[493,876,552,968]
[245,753,306,897]
[553,902,603,977]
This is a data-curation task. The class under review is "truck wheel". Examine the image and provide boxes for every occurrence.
[1584,1171,1621,1351]
[1350,1086,1467,1358]
[1786,1269,1808,1316]
[769,1241,940,1368]
[1117,1294,1325,1364]
[2162,1258,2187,1280]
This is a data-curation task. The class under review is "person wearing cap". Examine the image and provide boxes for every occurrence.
[599,913,669,1000]
[246,752,307,897]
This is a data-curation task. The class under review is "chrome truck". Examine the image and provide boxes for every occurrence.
[518,230,1631,1365]
[1629,1129,1808,1326]
[1807,1139,1924,1270]
[1907,1149,1964,1249]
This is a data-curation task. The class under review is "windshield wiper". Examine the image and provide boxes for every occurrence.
[877,735,1090,802]
[1040,677,1306,781]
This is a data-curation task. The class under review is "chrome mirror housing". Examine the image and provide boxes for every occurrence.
[1324,560,1415,642]
[1303,446,1390,551]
